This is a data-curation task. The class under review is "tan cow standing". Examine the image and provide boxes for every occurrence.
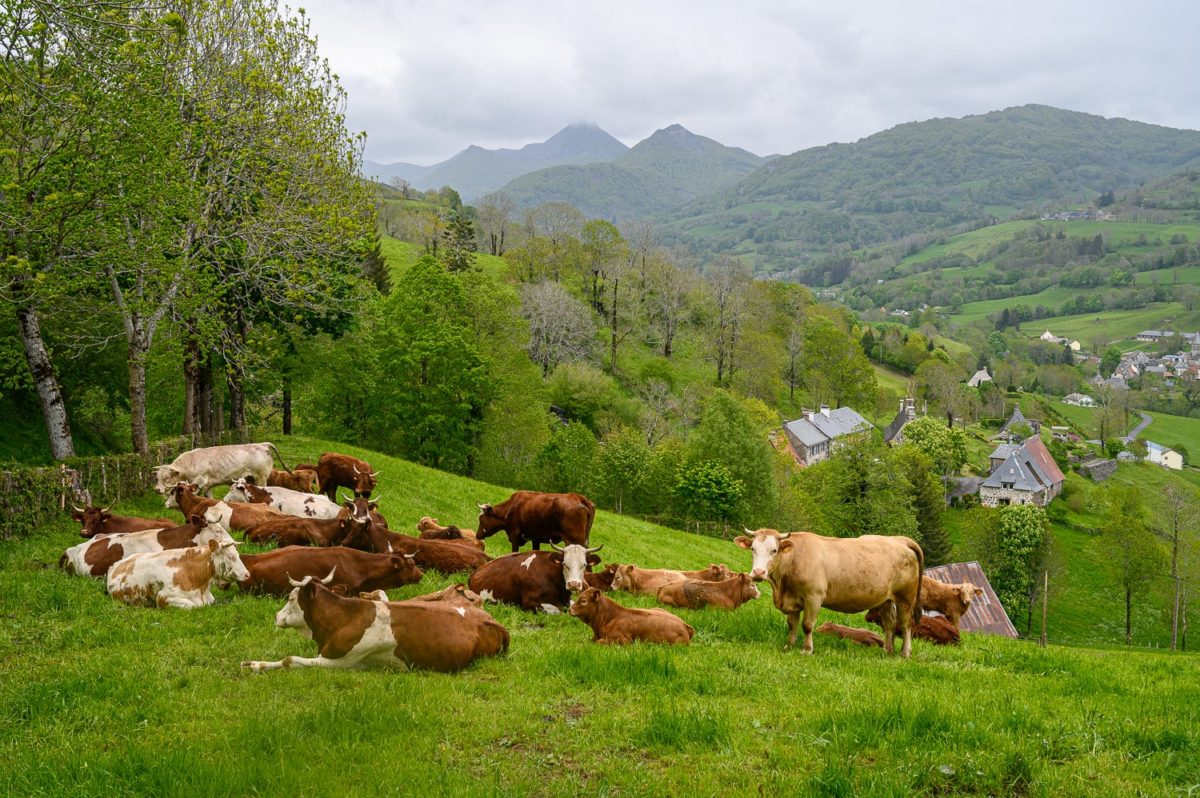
[736,528,923,657]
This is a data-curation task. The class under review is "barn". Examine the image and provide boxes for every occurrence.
[924,561,1018,638]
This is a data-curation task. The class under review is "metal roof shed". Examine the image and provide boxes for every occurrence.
[924,561,1019,638]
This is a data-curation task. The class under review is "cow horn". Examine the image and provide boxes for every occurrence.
[586,544,604,554]
[102,502,114,513]
[72,505,86,514]
[352,464,361,474]
[339,490,354,503]
[286,573,311,587]
[477,502,486,510]
[549,543,564,552]
[368,493,381,503]
[369,471,379,477]
[320,567,337,584]
[744,527,755,534]
[403,553,416,560]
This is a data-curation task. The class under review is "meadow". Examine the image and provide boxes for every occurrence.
[3,437,1199,796]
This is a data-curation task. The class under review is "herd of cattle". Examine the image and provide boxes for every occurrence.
[56,442,986,673]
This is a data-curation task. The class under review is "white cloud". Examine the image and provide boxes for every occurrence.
[296,0,1200,164]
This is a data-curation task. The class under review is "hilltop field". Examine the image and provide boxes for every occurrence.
[2,437,1198,797]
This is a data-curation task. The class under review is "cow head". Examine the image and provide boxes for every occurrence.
[165,481,201,510]
[734,528,791,582]
[350,463,378,497]
[277,569,337,630]
[227,478,270,505]
[153,465,185,495]
[475,503,504,539]
[610,564,636,592]
[339,496,380,546]
[585,563,620,591]
[704,563,733,580]
[568,587,604,621]
[416,516,441,533]
[73,505,113,539]
[732,572,762,602]
[387,552,423,586]
[550,543,603,593]
[206,538,250,584]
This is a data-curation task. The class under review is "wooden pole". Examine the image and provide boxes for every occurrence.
[1039,570,1049,647]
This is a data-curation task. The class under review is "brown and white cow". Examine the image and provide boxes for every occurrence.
[735,528,923,657]
[241,574,509,673]
[865,606,962,646]
[153,442,292,496]
[164,482,285,536]
[416,516,484,549]
[815,622,885,648]
[107,538,250,609]
[476,491,595,552]
[655,573,760,610]
[341,508,489,575]
[468,544,602,613]
[60,509,233,577]
[402,584,483,609]
[226,478,342,520]
[312,452,377,501]
[610,563,731,595]
[238,546,423,596]
[268,467,318,493]
[918,577,983,626]
[569,588,694,645]
[70,505,176,539]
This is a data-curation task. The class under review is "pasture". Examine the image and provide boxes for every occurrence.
[2,437,1199,796]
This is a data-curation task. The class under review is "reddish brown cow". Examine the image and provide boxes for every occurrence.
[242,577,508,673]
[416,516,484,549]
[656,573,760,610]
[341,513,490,575]
[815,622,885,648]
[313,453,377,501]
[865,606,962,646]
[610,564,731,595]
[60,511,233,577]
[468,546,601,612]
[584,563,620,591]
[476,491,595,552]
[268,468,318,493]
[244,515,352,547]
[238,546,422,596]
[569,588,694,645]
[71,505,176,539]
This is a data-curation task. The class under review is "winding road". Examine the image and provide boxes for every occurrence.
[1123,412,1152,445]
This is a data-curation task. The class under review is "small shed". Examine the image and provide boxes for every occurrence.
[924,561,1018,638]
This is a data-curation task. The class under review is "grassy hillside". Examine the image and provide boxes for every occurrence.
[2,436,1198,796]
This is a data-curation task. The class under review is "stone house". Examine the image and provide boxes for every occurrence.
[883,397,917,444]
[979,436,1065,508]
[783,405,872,466]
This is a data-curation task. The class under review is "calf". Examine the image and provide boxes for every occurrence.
[341,509,489,574]
[226,478,341,520]
[416,516,484,549]
[403,584,483,609]
[107,538,249,609]
[241,575,508,672]
[268,467,318,493]
[610,564,730,595]
[569,588,694,645]
[584,563,620,592]
[918,577,982,627]
[468,544,602,612]
[60,510,232,577]
[815,622,885,648]
[865,606,962,646]
[656,573,760,610]
[71,505,175,539]
[238,546,423,596]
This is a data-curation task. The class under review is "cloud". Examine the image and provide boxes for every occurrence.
[298,0,1200,164]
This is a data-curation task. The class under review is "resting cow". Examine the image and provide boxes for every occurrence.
[226,478,342,520]
[918,577,983,626]
[60,509,233,577]
[268,468,318,493]
[610,563,731,595]
[153,442,291,496]
[238,546,423,596]
[569,588,694,645]
[736,528,923,657]
[241,573,509,673]
[71,505,176,539]
[584,563,620,591]
[815,622,885,648]
[341,508,489,575]
[468,544,602,612]
[164,482,285,536]
[476,491,595,552]
[107,538,249,609]
[416,517,484,549]
[656,573,760,610]
[865,606,962,646]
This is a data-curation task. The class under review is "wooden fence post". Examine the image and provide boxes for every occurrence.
[1039,570,1049,647]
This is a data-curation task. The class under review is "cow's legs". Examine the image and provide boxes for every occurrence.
[241,654,351,672]
[784,611,800,650]
[896,601,913,658]
[800,599,821,654]
[878,601,898,655]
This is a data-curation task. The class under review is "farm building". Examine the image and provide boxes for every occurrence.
[883,397,917,444]
[1062,393,1095,407]
[1145,441,1184,470]
[966,368,992,388]
[924,562,1018,638]
[783,405,872,466]
[980,436,1065,508]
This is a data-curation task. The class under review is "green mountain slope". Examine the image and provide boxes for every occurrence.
[665,105,1200,270]
[501,124,765,219]
[3,436,1197,795]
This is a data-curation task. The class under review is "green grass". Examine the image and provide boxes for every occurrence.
[3,437,1200,795]
[1139,411,1200,460]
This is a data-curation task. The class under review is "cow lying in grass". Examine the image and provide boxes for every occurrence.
[416,516,484,550]
[816,622,884,648]
[242,572,509,673]
[569,587,694,645]
[60,509,231,577]
[656,573,760,610]
[610,563,733,595]
[71,505,176,539]
[865,606,961,645]
[238,546,423,596]
[107,538,248,609]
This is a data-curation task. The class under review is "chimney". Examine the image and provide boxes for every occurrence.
[802,408,814,422]
[905,397,916,420]
[820,404,831,418]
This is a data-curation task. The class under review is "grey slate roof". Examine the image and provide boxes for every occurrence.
[785,407,871,448]
[988,443,1020,461]
[982,452,1040,491]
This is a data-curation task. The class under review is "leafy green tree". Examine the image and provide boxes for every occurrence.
[993,504,1051,625]
[440,211,478,272]
[535,422,598,494]
[685,391,776,524]
[594,426,652,514]
[797,434,918,540]
[1100,346,1122,377]
[892,446,951,565]
[1103,485,1166,644]
[674,461,745,528]
[801,315,876,409]
[545,362,635,433]
[899,415,968,476]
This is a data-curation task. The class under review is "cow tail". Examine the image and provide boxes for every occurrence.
[907,539,925,627]
[267,442,294,474]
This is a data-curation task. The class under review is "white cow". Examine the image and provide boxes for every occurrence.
[225,478,341,520]
[107,538,249,609]
[153,442,291,496]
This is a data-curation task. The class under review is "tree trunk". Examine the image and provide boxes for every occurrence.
[15,299,75,460]
[1125,586,1132,644]
[228,369,245,439]
[198,353,214,440]
[128,338,150,456]
[183,340,200,435]
[282,376,293,435]
[1172,576,1182,651]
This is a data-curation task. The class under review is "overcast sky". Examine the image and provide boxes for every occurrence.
[297,0,1200,165]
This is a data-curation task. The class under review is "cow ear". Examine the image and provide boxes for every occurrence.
[734,536,752,549]
[189,514,203,527]
[550,553,564,564]
[70,509,84,522]
[586,554,601,566]
[973,587,983,596]
[779,540,794,553]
